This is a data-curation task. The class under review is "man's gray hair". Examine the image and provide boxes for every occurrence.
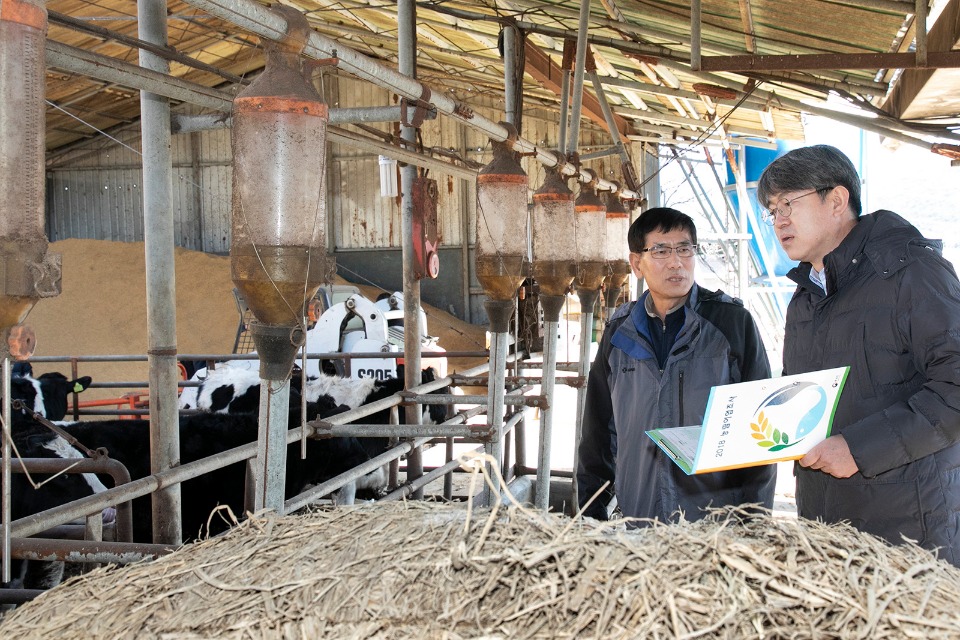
[756,144,862,216]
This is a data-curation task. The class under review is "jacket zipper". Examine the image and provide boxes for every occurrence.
[678,369,685,425]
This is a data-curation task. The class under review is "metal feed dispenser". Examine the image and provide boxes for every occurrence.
[230,6,335,378]
[603,191,631,312]
[573,172,608,299]
[531,163,577,323]
[0,0,61,355]
[475,129,529,323]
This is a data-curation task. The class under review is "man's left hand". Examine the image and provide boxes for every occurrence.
[798,435,859,478]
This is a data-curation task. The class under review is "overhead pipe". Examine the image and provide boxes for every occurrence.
[588,71,640,190]
[170,105,437,134]
[179,0,641,199]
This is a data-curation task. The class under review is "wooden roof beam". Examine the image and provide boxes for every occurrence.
[524,42,631,138]
[700,50,960,71]
[738,0,757,53]
[883,0,960,118]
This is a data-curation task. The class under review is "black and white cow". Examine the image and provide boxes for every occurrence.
[7,372,92,423]
[15,395,383,543]
[183,364,449,465]
[187,364,448,421]
[3,405,109,597]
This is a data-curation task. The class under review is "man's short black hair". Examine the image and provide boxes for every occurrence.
[628,207,698,253]
[756,144,862,216]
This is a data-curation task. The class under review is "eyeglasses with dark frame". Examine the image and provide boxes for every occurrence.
[638,243,698,259]
[761,189,825,225]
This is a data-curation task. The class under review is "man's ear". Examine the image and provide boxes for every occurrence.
[829,185,851,218]
[628,252,644,280]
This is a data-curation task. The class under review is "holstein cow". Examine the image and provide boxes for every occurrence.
[2,375,105,598]
[186,364,450,464]
[8,372,92,423]
[15,396,384,543]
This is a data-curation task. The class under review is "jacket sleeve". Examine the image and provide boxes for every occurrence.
[576,330,617,519]
[844,254,960,477]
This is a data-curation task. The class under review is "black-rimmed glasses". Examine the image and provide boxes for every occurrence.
[638,244,698,259]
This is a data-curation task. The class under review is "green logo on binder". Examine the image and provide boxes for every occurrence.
[750,381,828,452]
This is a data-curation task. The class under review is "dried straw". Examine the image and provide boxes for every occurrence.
[3,459,960,639]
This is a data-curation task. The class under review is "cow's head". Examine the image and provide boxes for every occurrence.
[4,372,92,423]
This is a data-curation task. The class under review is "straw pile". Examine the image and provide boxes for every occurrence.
[4,494,960,639]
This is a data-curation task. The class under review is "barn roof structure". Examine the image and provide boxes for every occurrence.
[42,0,960,166]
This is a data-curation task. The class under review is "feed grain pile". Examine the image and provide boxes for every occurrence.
[3,501,960,639]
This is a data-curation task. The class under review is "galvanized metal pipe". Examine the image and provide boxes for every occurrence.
[558,67,571,153]
[691,0,702,71]
[382,445,483,501]
[45,40,233,111]
[482,330,510,506]
[536,319,560,511]
[284,436,432,512]
[138,0,181,547]
[9,537,173,563]
[503,24,518,126]
[10,458,134,543]
[178,0,642,198]
[312,424,484,438]
[398,0,425,500]
[9,358,500,540]
[587,71,634,174]
[255,378,290,512]
[404,391,539,407]
[7,432,269,539]
[571,308,594,511]
[443,437,454,500]
[27,350,488,364]
[566,0,592,155]
[3,357,11,582]
[171,105,438,134]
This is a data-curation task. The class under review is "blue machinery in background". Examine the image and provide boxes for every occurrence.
[723,142,797,329]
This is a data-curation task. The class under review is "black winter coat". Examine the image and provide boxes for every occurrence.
[785,210,960,566]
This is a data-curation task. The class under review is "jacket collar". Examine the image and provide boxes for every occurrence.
[786,210,930,294]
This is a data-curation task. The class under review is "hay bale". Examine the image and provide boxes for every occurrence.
[3,500,960,639]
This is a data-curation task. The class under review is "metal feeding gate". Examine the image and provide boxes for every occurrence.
[231,288,257,354]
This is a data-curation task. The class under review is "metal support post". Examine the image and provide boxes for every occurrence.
[571,290,599,512]
[399,0,424,499]
[254,378,290,512]
[566,0,592,155]
[536,318,560,511]
[2,357,10,582]
[138,0,181,546]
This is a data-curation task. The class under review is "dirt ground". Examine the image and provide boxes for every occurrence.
[21,239,487,403]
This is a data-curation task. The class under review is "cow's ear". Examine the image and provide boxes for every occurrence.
[72,376,93,394]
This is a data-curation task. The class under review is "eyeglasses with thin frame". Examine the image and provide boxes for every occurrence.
[638,243,698,259]
[761,189,823,225]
